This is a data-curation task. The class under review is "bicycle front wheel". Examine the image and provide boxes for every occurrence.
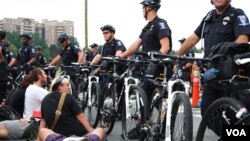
[196,97,249,141]
[171,91,193,141]
[98,83,116,135]
[85,81,100,128]
[121,85,148,140]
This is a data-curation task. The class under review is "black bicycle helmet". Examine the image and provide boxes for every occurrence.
[57,33,69,43]
[89,43,98,48]
[100,25,116,33]
[211,0,231,4]
[20,33,32,40]
[140,0,161,10]
[35,46,42,50]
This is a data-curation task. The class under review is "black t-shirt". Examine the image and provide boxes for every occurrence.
[17,45,36,65]
[41,91,87,137]
[195,4,250,57]
[8,87,26,117]
[0,42,8,76]
[139,16,172,52]
[59,44,81,66]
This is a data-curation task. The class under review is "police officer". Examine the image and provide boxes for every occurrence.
[0,31,9,104]
[176,0,250,116]
[35,46,47,67]
[118,0,172,139]
[17,33,36,73]
[86,43,98,63]
[49,33,84,66]
[91,25,126,66]
[4,42,17,67]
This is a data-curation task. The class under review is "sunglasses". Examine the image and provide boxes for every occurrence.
[103,32,110,35]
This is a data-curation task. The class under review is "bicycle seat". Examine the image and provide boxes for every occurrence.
[234,52,250,65]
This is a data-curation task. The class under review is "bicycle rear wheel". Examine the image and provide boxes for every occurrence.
[98,83,116,135]
[121,85,148,140]
[170,91,193,141]
[196,97,248,141]
[85,81,100,128]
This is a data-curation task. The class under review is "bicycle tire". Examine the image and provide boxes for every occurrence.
[98,83,116,135]
[171,91,193,141]
[121,85,148,140]
[85,81,101,128]
[196,97,246,141]
[76,80,87,111]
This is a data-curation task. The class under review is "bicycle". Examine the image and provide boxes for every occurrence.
[137,52,211,141]
[196,54,250,141]
[97,56,148,137]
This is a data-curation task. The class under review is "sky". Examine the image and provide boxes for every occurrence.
[1,0,250,51]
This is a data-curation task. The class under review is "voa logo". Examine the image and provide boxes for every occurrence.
[226,129,246,136]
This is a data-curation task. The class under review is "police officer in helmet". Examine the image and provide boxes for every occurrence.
[17,33,36,73]
[176,0,250,117]
[49,33,84,66]
[118,0,172,139]
[0,31,8,104]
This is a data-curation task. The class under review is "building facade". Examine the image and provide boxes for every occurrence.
[0,17,74,46]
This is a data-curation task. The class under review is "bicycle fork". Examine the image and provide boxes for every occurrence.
[165,79,190,141]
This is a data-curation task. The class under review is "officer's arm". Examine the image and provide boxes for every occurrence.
[235,35,249,43]
[159,37,170,54]
[28,57,36,65]
[120,38,142,59]
[77,51,84,64]
[49,55,61,66]
[0,47,5,63]
[90,54,102,65]
[176,33,200,56]
[8,57,17,67]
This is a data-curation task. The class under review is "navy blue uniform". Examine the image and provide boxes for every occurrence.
[0,42,8,103]
[97,39,126,57]
[17,45,36,65]
[59,44,81,66]
[5,50,16,65]
[36,53,47,67]
[195,5,250,57]
[195,5,250,116]
[86,52,96,62]
[140,16,172,52]
[139,16,172,100]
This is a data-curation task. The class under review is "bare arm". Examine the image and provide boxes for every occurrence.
[159,37,170,55]
[176,33,200,55]
[77,51,84,64]
[49,55,61,66]
[28,57,36,65]
[235,34,249,43]
[90,54,102,65]
[0,48,5,63]
[119,38,142,59]
[39,119,46,128]
[76,112,94,133]
[8,58,17,67]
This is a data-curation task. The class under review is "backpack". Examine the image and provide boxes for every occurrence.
[207,42,250,80]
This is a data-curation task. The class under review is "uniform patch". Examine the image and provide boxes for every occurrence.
[117,41,122,46]
[159,22,166,29]
[223,16,230,25]
[238,15,250,26]
[74,45,79,49]
[31,48,35,53]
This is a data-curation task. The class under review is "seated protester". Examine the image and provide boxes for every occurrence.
[37,127,106,141]
[40,76,95,137]
[4,75,31,116]
[0,68,48,140]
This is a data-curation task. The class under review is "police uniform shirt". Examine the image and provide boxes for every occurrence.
[195,4,250,57]
[5,50,16,64]
[86,52,96,62]
[59,44,81,66]
[36,53,46,65]
[0,42,7,75]
[97,38,126,57]
[139,16,172,52]
[17,45,36,65]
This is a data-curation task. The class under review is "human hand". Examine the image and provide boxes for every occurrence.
[19,119,28,125]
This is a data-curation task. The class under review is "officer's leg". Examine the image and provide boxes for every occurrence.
[0,80,7,104]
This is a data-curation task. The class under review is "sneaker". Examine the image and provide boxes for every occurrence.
[121,126,140,140]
